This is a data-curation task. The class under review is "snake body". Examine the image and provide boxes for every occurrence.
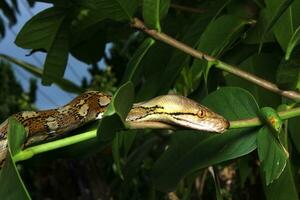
[0,91,229,169]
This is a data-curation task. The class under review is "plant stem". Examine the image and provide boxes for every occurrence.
[13,129,97,162]
[130,18,300,102]
[12,107,300,162]
[230,107,300,129]
[170,4,206,13]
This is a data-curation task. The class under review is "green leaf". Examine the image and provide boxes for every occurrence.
[121,38,155,85]
[0,54,83,94]
[260,0,295,51]
[97,82,134,142]
[269,0,300,52]
[257,126,288,185]
[152,129,257,192]
[285,26,300,59]
[143,0,170,30]
[0,118,30,199]
[151,87,260,191]
[70,26,106,64]
[15,7,66,51]
[90,0,138,20]
[244,9,275,44]
[137,16,210,100]
[14,7,70,85]
[262,160,298,200]
[225,53,281,107]
[42,19,69,85]
[191,15,250,81]
[276,55,300,91]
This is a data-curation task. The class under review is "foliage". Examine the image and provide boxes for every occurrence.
[0,0,300,199]
[0,61,36,122]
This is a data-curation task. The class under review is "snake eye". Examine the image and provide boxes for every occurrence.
[197,110,205,117]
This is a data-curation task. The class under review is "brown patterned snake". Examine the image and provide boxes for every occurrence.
[0,91,229,169]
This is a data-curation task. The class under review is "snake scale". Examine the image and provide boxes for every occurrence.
[0,91,229,169]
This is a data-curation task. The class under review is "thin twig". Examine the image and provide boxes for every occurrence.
[130,18,300,102]
[230,107,300,129]
[170,4,207,13]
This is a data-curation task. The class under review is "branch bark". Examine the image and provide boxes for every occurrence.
[130,18,300,102]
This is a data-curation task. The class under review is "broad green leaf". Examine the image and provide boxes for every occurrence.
[262,160,298,200]
[225,53,281,107]
[88,0,138,20]
[261,0,295,51]
[73,0,138,31]
[260,107,283,133]
[151,87,259,191]
[121,37,155,85]
[285,26,300,59]
[97,82,134,142]
[15,7,66,51]
[70,26,106,64]
[191,15,250,81]
[42,20,69,85]
[143,0,170,30]
[0,118,30,199]
[14,7,70,85]
[257,126,288,185]
[276,55,300,91]
[152,129,257,192]
[0,54,83,94]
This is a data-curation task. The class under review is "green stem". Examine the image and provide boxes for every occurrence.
[12,108,300,162]
[229,107,300,129]
[13,129,97,162]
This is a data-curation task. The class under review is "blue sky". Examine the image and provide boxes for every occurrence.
[0,1,102,109]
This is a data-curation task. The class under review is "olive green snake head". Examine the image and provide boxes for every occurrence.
[127,94,229,133]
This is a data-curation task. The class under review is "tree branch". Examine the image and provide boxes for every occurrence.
[170,4,206,13]
[13,107,300,162]
[130,18,300,102]
[230,107,300,129]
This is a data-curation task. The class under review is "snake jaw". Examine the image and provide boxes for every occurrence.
[128,94,230,133]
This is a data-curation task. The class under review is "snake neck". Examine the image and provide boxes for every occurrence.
[0,91,112,148]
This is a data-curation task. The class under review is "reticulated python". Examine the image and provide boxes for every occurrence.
[0,91,229,169]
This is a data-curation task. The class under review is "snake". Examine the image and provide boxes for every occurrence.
[0,91,229,169]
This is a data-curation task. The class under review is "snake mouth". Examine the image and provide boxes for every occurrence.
[171,115,230,133]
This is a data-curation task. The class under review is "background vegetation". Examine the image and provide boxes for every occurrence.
[0,0,300,199]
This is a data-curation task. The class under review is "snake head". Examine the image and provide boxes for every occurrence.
[128,94,230,133]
